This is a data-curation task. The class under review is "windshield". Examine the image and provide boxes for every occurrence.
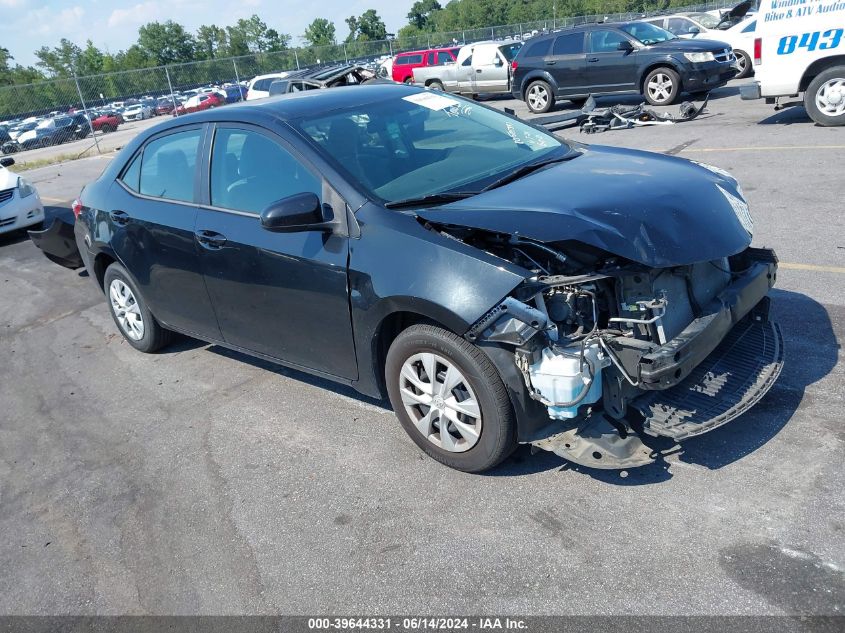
[292,91,566,204]
[687,12,720,28]
[621,22,677,45]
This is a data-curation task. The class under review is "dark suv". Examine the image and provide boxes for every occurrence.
[512,21,738,112]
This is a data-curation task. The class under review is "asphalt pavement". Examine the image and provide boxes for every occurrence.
[0,79,843,616]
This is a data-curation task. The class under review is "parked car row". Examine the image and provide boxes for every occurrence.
[409,19,746,111]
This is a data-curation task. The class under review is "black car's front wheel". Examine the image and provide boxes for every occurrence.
[385,324,517,472]
[525,80,555,113]
[643,67,680,106]
[103,263,173,353]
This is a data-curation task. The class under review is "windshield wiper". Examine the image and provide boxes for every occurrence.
[480,150,580,193]
[384,191,477,209]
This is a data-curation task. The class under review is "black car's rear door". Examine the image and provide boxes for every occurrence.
[545,32,587,95]
[108,124,222,339]
[584,30,639,92]
[193,123,357,380]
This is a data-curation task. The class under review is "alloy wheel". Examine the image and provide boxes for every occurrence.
[527,84,549,111]
[816,78,845,117]
[109,279,144,340]
[647,73,674,103]
[399,352,482,453]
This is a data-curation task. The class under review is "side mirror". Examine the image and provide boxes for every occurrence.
[0,157,14,168]
[617,40,634,51]
[689,26,701,36]
[260,192,331,233]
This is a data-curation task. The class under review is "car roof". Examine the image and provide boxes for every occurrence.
[532,21,636,39]
[145,83,431,130]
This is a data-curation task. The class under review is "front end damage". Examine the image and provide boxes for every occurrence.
[439,225,783,469]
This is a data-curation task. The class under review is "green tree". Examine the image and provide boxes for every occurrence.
[196,24,228,59]
[407,0,442,30]
[137,20,196,65]
[228,15,290,54]
[34,39,83,77]
[345,9,387,42]
[303,18,337,46]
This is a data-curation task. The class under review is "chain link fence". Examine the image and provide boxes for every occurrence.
[0,0,737,129]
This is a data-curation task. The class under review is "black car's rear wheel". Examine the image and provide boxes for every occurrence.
[643,67,680,106]
[385,324,517,472]
[103,263,173,353]
[525,80,555,113]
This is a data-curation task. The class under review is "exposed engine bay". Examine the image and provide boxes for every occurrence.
[425,221,784,469]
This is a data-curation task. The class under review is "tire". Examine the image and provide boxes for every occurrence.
[103,263,173,353]
[428,80,444,91]
[403,77,414,84]
[643,67,681,106]
[804,65,845,127]
[525,80,555,113]
[734,50,753,79]
[385,324,517,473]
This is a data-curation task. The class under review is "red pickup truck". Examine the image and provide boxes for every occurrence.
[392,47,460,83]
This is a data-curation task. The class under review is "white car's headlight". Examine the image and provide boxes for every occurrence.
[717,184,753,236]
[17,177,36,198]
[684,52,715,63]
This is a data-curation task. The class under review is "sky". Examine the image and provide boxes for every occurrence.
[0,0,409,66]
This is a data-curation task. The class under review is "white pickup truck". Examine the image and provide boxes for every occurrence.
[740,0,845,125]
[411,41,522,96]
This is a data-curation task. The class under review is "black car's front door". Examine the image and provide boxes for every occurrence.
[108,125,222,339]
[545,32,587,95]
[194,124,357,379]
[584,30,638,92]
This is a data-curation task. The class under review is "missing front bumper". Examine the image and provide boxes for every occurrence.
[633,318,784,441]
[28,218,83,269]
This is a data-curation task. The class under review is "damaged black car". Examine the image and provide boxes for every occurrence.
[32,84,782,472]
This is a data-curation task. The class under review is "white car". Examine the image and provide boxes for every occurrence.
[709,17,758,79]
[0,157,44,235]
[246,72,290,100]
[122,104,153,121]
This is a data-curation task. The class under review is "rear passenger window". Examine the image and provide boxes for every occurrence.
[553,33,584,55]
[395,56,408,65]
[427,53,434,65]
[138,129,201,203]
[210,128,321,214]
[523,39,551,58]
[407,54,423,64]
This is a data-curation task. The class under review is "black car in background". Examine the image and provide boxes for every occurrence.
[15,114,90,150]
[29,85,781,473]
[512,21,738,112]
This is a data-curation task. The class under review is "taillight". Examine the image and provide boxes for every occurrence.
[511,60,518,71]
[754,38,762,65]
[72,198,83,219]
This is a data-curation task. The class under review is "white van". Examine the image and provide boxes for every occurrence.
[246,72,290,100]
[740,0,845,125]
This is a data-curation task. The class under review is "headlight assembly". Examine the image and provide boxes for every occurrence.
[17,177,36,198]
[684,52,715,63]
[717,184,753,236]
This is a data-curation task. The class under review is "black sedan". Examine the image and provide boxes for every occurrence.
[30,85,782,472]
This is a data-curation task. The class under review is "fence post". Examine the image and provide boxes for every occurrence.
[427,35,431,47]
[519,23,523,37]
[294,49,300,70]
[343,44,348,63]
[165,65,178,115]
[232,59,243,101]
[491,27,495,39]
[388,39,393,56]
[462,30,466,44]
[73,72,101,155]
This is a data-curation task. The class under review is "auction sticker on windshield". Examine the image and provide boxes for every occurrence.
[402,92,461,110]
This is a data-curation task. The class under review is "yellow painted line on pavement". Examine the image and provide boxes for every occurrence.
[682,145,845,153]
[779,262,845,274]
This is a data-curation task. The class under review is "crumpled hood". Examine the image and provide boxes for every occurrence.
[416,145,752,268]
